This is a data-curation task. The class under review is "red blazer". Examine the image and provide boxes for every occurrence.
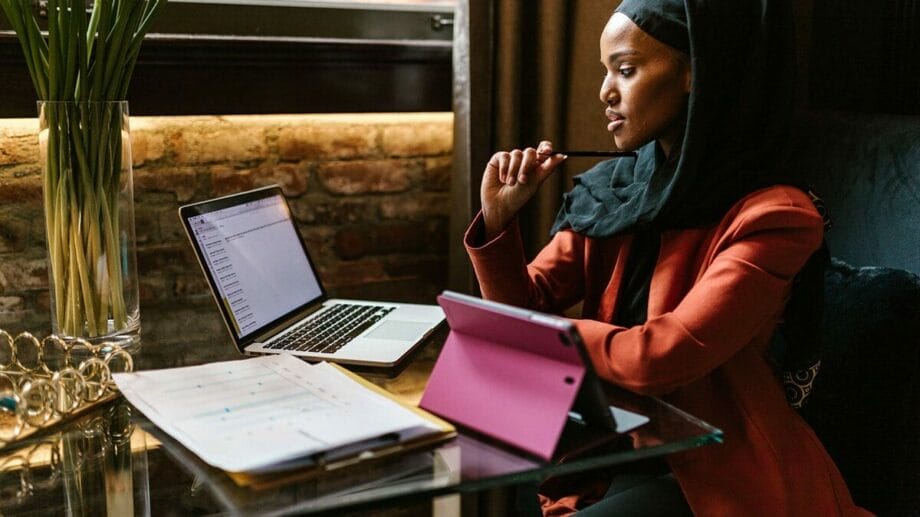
[465,186,869,516]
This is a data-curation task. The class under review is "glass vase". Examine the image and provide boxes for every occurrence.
[38,101,140,352]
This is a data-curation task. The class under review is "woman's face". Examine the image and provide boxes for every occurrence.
[599,13,691,157]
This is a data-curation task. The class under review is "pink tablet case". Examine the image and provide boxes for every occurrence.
[419,294,587,461]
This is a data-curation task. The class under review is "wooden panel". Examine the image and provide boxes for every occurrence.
[0,37,452,117]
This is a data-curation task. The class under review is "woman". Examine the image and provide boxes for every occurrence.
[465,0,869,514]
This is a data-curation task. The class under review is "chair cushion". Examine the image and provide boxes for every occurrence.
[785,110,920,275]
[801,258,920,514]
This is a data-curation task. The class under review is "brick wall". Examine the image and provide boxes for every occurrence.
[0,113,452,362]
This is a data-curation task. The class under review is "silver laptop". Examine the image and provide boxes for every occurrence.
[179,185,445,367]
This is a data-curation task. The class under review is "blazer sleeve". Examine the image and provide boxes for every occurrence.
[576,192,824,395]
[464,211,586,314]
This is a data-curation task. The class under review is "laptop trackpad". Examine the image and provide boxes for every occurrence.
[366,321,430,341]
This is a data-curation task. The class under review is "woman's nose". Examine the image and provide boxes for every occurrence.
[599,77,617,105]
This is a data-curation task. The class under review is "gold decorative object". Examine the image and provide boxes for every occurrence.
[0,328,133,449]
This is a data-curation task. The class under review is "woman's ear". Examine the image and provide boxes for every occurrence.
[682,62,692,94]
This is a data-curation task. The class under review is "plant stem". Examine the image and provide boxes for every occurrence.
[1,0,161,338]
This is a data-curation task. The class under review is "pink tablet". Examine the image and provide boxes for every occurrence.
[420,291,616,460]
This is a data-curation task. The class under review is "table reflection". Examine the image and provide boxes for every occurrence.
[0,400,148,516]
[0,329,722,516]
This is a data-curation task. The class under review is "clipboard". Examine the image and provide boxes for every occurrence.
[114,355,456,490]
[419,291,621,461]
[227,363,456,489]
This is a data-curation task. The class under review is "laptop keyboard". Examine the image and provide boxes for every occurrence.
[267,303,394,355]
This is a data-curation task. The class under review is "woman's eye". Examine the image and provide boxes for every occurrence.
[619,67,635,77]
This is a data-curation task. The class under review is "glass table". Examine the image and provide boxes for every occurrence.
[0,326,722,516]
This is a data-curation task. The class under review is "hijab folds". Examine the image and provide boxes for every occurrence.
[551,0,797,236]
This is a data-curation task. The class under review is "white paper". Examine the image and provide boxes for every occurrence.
[114,355,440,473]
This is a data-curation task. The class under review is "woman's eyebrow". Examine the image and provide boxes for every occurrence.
[606,50,639,64]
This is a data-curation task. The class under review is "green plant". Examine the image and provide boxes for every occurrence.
[0,1,165,337]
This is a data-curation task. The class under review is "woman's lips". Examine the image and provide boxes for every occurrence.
[606,110,624,132]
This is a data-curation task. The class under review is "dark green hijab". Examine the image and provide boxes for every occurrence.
[551,0,797,236]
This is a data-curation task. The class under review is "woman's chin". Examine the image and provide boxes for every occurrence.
[613,134,655,154]
[613,137,636,153]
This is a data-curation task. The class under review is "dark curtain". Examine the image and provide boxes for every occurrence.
[808,0,920,115]
[491,0,573,254]
[449,1,621,293]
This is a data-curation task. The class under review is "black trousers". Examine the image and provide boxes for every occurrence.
[516,459,692,516]
[576,472,691,516]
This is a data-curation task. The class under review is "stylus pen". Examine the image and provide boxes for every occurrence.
[540,150,638,157]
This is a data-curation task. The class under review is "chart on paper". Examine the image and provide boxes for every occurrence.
[114,355,439,472]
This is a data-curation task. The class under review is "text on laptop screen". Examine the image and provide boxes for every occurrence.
[187,195,322,338]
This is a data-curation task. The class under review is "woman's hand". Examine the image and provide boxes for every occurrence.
[481,141,566,240]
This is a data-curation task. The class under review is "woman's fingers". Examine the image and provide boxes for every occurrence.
[507,149,523,185]
[495,152,510,184]
[517,148,538,184]
[490,142,561,187]
[535,141,566,168]
[542,152,567,171]
[531,152,567,184]
[506,147,544,185]
[480,142,564,237]
[536,140,554,157]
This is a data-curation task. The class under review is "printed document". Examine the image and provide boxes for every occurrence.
[114,355,443,473]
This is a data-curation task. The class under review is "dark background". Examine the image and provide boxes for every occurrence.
[2,1,918,117]
[0,1,454,116]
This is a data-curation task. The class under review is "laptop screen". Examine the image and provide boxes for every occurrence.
[186,192,323,339]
